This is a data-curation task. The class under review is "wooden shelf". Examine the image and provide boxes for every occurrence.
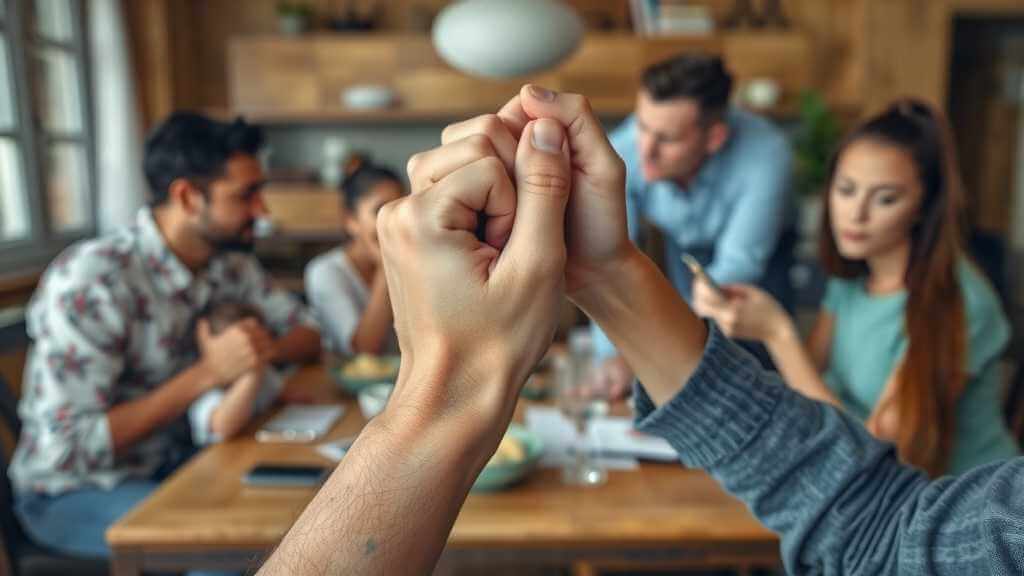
[227,31,817,123]
[229,107,549,125]
[262,182,343,239]
[230,102,806,126]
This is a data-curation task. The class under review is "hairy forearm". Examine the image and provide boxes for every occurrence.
[259,372,494,575]
[108,361,219,454]
[350,274,394,355]
[572,247,707,406]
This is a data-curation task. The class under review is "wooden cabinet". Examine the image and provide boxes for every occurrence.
[227,32,814,122]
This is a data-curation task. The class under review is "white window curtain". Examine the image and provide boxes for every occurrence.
[88,0,145,234]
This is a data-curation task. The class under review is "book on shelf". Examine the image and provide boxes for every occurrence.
[630,0,715,37]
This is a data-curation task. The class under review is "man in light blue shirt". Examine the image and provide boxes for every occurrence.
[592,53,795,393]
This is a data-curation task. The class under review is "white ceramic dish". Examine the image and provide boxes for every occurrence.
[341,85,397,109]
[357,383,394,420]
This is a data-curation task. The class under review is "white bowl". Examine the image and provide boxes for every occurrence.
[341,85,397,110]
[358,383,394,420]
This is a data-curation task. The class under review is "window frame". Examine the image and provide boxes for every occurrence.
[0,0,96,277]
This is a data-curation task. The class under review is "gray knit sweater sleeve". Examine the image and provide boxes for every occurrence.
[633,325,1024,575]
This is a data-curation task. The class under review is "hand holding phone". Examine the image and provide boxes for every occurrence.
[681,253,724,298]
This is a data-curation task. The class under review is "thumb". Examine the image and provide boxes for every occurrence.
[501,118,571,271]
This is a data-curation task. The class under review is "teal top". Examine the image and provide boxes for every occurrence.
[822,260,1019,474]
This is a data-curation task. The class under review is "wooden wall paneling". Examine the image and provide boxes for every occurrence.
[181,0,633,111]
[227,32,816,120]
[862,0,950,113]
[640,34,724,67]
[162,0,840,113]
[791,0,866,113]
[147,1,1024,124]
[722,32,812,107]
[544,35,643,112]
[315,35,407,108]
[192,0,283,110]
[228,38,320,112]
[168,0,200,113]
[392,69,530,115]
[125,0,176,128]
[262,184,343,235]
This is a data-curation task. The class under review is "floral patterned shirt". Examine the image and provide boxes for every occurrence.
[9,208,317,496]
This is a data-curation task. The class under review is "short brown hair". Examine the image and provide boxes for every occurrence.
[641,53,733,123]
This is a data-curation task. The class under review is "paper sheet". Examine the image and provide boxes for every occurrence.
[256,404,346,442]
[524,406,677,470]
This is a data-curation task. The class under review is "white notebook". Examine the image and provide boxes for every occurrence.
[256,404,345,443]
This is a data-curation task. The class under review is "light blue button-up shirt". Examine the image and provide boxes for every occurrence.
[593,108,796,358]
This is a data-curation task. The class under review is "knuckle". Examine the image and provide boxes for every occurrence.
[395,197,425,240]
[595,151,626,185]
[376,203,392,238]
[478,114,506,140]
[440,123,458,144]
[564,92,589,113]
[464,134,496,159]
[406,152,425,182]
[479,155,507,178]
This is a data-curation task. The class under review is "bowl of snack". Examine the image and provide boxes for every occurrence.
[357,383,394,420]
[471,424,544,492]
[331,354,401,395]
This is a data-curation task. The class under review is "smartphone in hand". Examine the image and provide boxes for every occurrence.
[681,253,724,297]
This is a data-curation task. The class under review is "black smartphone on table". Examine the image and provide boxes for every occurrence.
[242,463,331,487]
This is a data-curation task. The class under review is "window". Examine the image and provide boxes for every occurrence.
[0,0,94,275]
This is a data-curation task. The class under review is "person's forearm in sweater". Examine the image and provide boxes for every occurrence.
[633,327,1024,575]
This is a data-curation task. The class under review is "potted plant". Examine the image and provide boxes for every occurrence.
[792,90,842,252]
[277,2,314,36]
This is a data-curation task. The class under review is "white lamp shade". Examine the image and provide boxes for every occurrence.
[432,0,584,79]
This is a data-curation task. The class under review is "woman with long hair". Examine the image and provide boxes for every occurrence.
[304,156,404,356]
[694,99,1019,476]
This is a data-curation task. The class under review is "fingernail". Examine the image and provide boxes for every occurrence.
[528,85,556,102]
[531,119,564,153]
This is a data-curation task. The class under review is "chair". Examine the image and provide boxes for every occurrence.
[0,373,108,576]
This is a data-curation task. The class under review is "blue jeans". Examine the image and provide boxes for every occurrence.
[15,481,239,575]
[15,480,158,558]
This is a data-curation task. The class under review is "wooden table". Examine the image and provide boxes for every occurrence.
[107,365,780,575]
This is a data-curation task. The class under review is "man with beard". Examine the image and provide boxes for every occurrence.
[8,113,321,559]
